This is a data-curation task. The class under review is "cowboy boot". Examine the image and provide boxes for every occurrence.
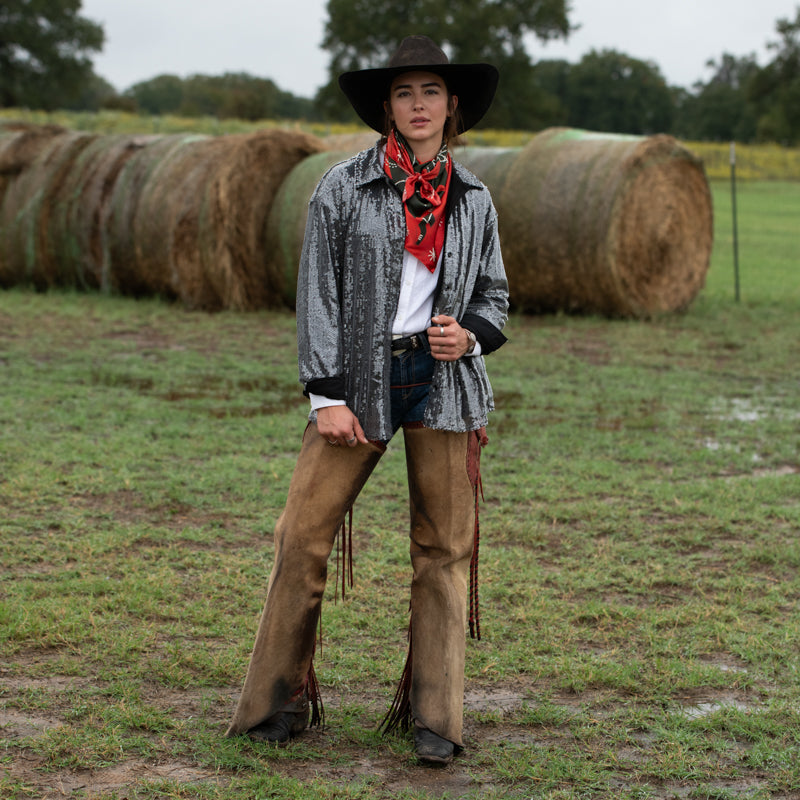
[226,423,384,738]
[402,425,477,753]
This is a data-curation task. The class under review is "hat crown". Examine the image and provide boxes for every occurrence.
[387,35,449,69]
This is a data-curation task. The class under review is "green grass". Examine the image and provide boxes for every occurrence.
[1,181,799,798]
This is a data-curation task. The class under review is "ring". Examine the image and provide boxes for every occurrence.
[439,325,445,337]
[347,436,356,444]
[327,439,337,446]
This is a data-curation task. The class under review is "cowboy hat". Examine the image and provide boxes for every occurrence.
[338,35,499,134]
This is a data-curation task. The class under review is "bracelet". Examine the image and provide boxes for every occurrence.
[464,329,477,355]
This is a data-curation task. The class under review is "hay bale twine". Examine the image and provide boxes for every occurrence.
[0,130,98,289]
[107,129,325,310]
[471,128,713,316]
[264,150,351,307]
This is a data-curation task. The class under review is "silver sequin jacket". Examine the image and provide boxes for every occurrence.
[297,143,509,442]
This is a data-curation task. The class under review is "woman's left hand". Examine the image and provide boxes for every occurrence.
[427,315,471,361]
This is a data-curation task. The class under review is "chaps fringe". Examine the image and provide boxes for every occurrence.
[306,653,325,729]
[467,428,486,640]
[334,506,355,601]
[379,624,413,736]
[312,505,355,727]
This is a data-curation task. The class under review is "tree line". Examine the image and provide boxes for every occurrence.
[2,0,799,144]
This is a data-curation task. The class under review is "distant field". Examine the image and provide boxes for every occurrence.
[3,107,799,181]
[707,180,800,305]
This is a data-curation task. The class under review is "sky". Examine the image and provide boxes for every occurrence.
[81,0,798,98]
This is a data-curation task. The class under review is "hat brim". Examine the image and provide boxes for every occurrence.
[338,62,499,134]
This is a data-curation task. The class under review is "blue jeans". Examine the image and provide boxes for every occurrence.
[388,348,435,436]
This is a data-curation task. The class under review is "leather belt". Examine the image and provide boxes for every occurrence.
[391,333,427,354]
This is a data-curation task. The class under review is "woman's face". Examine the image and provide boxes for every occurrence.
[385,70,458,161]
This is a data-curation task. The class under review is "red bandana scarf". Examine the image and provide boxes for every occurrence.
[384,129,452,271]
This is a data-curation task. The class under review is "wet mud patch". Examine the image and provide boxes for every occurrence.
[0,668,784,799]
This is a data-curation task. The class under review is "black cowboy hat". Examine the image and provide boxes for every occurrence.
[338,35,499,134]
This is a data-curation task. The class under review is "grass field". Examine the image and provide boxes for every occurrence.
[1,181,799,799]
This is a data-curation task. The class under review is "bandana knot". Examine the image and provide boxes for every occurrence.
[384,130,452,271]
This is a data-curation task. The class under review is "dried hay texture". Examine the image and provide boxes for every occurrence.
[107,129,325,310]
[264,151,351,307]
[107,134,210,301]
[459,128,713,316]
[0,131,98,289]
[322,132,380,153]
[0,124,68,194]
[44,135,157,290]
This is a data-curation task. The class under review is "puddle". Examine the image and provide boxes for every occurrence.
[680,700,752,720]
[710,396,800,424]
[682,700,751,719]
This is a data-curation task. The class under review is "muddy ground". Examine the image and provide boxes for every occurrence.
[1,661,768,799]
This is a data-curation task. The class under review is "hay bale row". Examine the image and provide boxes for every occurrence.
[1,123,711,316]
[0,126,325,308]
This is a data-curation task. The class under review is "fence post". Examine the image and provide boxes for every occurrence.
[730,141,740,303]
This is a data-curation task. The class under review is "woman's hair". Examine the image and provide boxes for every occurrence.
[380,79,465,149]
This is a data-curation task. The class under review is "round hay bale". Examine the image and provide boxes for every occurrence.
[0,131,98,289]
[107,135,201,299]
[0,122,67,160]
[107,129,325,310]
[0,124,68,184]
[0,126,69,285]
[44,135,157,290]
[475,128,713,317]
[452,145,521,202]
[263,150,352,307]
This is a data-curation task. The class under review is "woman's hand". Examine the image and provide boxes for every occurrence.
[316,405,369,447]
[427,315,472,361]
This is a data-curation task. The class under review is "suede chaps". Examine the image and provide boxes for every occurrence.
[227,422,479,748]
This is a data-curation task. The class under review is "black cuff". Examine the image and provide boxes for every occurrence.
[303,376,347,400]
[460,313,508,355]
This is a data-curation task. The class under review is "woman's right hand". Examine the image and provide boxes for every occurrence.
[316,405,368,447]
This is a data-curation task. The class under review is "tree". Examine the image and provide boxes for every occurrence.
[0,0,104,109]
[316,0,573,129]
[126,74,185,116]
[748,7,800,144]
[126,73,318,122]
[64,70,118,111]
[673,54,759,142]
[564,49,673,135]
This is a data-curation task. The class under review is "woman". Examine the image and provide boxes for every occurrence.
[227,35,508,765]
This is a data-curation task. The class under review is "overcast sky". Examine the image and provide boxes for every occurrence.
[81,0,798,98]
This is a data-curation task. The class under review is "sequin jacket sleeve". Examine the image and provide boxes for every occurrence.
[296,144,509,442]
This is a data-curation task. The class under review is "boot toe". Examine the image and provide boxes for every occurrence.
[248,707,309,744]
[414,726,455,765]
